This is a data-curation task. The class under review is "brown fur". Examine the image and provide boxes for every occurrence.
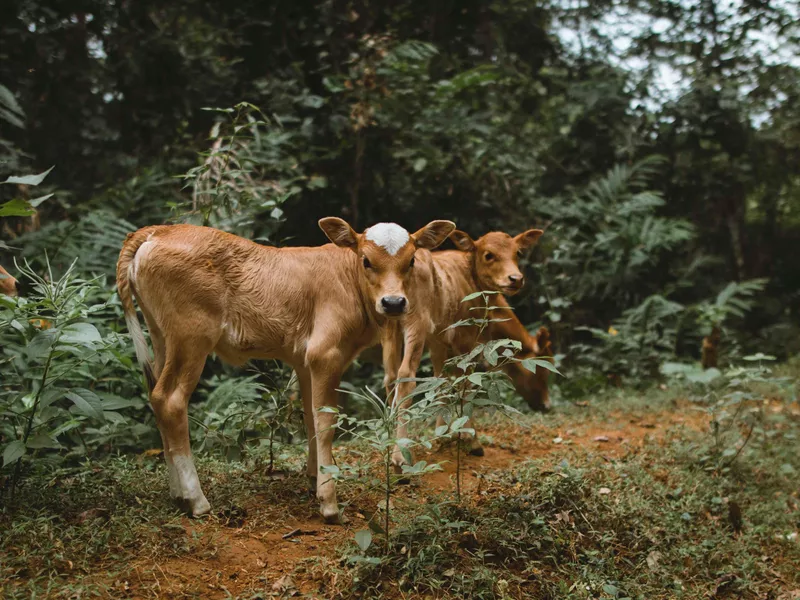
[0,264,18,297]
[383,228,548,462]
[701,326,721,369]
[117,220,453,523]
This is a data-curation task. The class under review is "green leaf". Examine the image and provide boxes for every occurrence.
[660,362,695,376]
[520,358,561,375]
[0,84,24,119]
[742,353,776,362]
[26,329,59,361]
[3,166,54,186]
[434,425,449,437]
[61,322,102,346]
[460,291,485,303]
[413,157,427,172]
[686,368,721,384]
[0,107,24,128]
[602,583,619,597]
[65,389,106,421]
[3,440,26,466]
[26,434,61,450]
[100,395,140,410]
[450,416,469,432]
[0,198,36,217]
[29,193,53,208]
[367,519,386,535]
[354,529,372,552]
[467,373,482,386]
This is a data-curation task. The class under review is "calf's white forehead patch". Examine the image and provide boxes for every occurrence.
[365,223,410,255]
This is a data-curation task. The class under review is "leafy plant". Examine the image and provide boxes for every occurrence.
[695,278,768,333]
[0,258,147,493]
[322,385,445,557]
[178,102,323,241]
[191,368,303,468]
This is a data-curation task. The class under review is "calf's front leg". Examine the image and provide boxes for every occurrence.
[390,325,427,472]
[308,353,345,524]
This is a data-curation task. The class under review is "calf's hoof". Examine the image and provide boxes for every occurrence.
[321,504,343,525]
[469,445,485,457]
[175,494,211,518]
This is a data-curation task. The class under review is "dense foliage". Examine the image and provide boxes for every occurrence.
[1,0,799,477]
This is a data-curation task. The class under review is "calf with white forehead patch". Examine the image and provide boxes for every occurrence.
[117,218,454,524]
[320,219,455,318]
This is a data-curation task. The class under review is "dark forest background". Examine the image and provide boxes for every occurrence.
[1,0,799,401]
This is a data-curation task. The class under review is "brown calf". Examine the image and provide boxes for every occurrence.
[117,219,454,522]
[383,227,548,464]
[0,264,19,296]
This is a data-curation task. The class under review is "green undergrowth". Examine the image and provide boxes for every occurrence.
[1,368,798,599]
[0,447,310,599]
[327,368,800,600]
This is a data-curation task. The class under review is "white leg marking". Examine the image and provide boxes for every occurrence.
[171,454,211,516]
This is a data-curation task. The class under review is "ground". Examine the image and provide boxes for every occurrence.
[1,381,799,599]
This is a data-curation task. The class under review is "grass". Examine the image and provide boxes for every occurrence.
[1,362,799,599]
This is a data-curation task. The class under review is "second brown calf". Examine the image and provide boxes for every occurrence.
[383,227,551,464]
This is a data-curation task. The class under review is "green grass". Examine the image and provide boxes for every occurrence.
[1,364,798,599]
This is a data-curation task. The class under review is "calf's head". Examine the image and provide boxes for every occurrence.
[320,217,456,317]
[0,264,19,297]
[450,228,543,295]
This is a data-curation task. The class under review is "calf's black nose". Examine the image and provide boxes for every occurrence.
[381,295,407,314]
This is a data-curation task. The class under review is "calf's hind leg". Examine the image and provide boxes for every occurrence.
[150,335,213,516]
[295,367,317,493]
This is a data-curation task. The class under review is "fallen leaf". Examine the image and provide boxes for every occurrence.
[552,437,563,444]
[593,435,610,442]
[599,487,611,495]
[272,574,297,593]
[646,550,662,571]
[77,508,109,524]
[710,573,737,598]
[282,528,302,540]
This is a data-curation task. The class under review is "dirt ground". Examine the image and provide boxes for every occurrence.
[102,402,711,599]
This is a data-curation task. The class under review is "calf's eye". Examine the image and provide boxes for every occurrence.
[484,252,495,261]
[409,256,415,268]
[363,257,372,269]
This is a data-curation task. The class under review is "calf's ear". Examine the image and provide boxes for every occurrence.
[449,230,475,252]
[319,217,359,250]
[514,228,544,250]
[413,220,456,250]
